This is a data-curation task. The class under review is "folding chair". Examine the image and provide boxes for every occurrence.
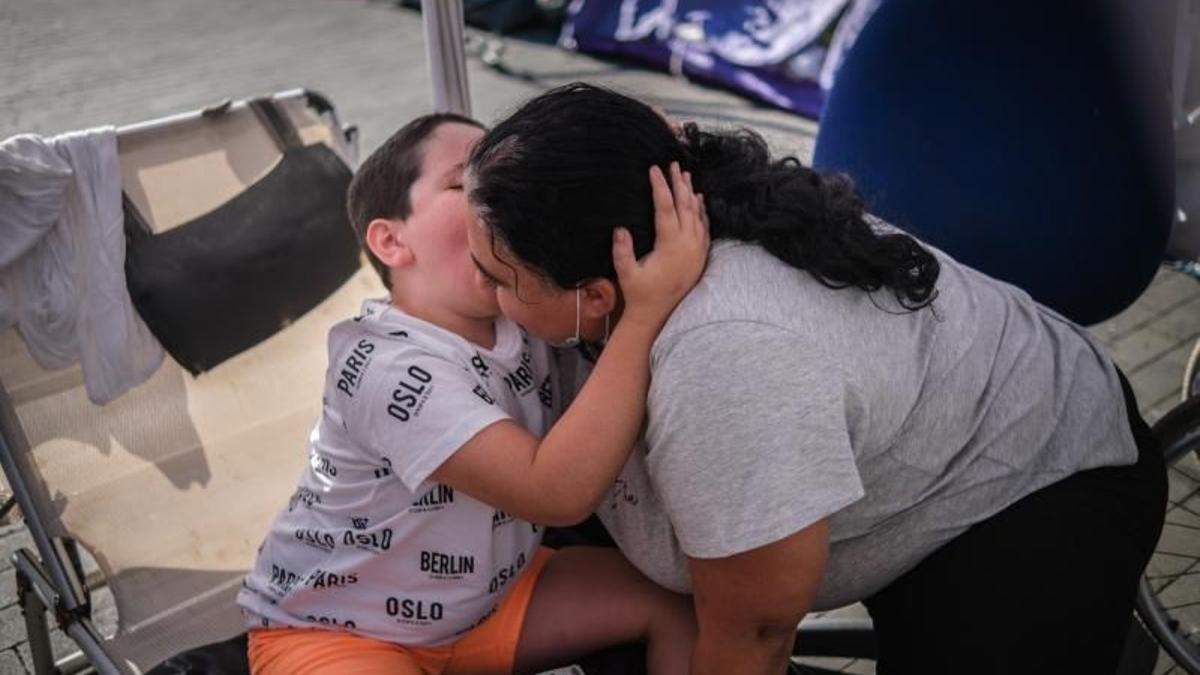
[0,89,382,674]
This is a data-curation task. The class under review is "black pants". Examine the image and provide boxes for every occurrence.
[863,373,1167,674]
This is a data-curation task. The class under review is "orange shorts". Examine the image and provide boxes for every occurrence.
[248,547,554,675]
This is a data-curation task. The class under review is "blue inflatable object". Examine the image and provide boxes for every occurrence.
[813,0,1174,325]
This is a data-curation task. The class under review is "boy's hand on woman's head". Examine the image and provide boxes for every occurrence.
[612,162,710,331]
[652,105,685,139]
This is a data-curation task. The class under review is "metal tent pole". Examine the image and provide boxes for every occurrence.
[421,0,472,115]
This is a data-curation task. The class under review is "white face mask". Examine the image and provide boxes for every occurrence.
[549,287,610,350]
[550,288,583,349]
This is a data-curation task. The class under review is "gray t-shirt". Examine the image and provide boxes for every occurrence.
[594,237,1137,610]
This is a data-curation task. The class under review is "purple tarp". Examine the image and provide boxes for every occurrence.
[559,0,880,120]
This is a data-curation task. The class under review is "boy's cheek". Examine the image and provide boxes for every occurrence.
[472,288,501,319]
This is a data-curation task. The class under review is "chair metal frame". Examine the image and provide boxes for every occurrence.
[1134,339,1200,674]
[0,88,358,675]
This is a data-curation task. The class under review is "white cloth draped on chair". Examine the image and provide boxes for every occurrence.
[0,128,164,404]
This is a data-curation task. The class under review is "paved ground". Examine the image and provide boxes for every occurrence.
[1,1,1197,673]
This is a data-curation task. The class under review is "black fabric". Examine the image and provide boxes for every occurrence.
[399,0,543,34]
[144,631,645,675]
[125,143,358,374]
[862,371,1167,674]
[1117,619,1161,675]
[543,514,616,550]
[145,633,250,675]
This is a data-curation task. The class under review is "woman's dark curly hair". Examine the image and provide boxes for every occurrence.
[468,83,939,310]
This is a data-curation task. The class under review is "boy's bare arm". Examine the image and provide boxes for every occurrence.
[433,315,661,526]
[432,163,708,526]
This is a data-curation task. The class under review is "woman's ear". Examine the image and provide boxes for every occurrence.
[579,278,619,320]
[365,217,414,268]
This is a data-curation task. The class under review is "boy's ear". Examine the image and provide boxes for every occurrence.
[365,217,414,268]
[579,278,619,319]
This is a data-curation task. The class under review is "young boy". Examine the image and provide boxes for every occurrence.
[236,113,707,675]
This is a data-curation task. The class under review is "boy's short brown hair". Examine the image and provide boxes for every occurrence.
[347,113,484,289]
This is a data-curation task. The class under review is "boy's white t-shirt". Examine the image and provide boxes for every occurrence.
[237,299,563,646]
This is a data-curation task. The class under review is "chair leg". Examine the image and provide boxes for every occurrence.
[16,565,57,675]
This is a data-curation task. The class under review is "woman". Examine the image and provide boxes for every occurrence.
[463,83,1166,674]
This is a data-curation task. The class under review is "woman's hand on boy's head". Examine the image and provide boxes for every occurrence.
[612,162,710,330]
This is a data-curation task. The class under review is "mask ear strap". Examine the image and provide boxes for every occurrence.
[603,312,610,344]
[575,287,582,343]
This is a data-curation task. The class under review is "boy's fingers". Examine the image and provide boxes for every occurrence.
[672,166,693,234]
[612,227,638,278]
[682,175,701,232]
[650,165,679,239]
[691,174,700,224]
[693,193,705,229]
